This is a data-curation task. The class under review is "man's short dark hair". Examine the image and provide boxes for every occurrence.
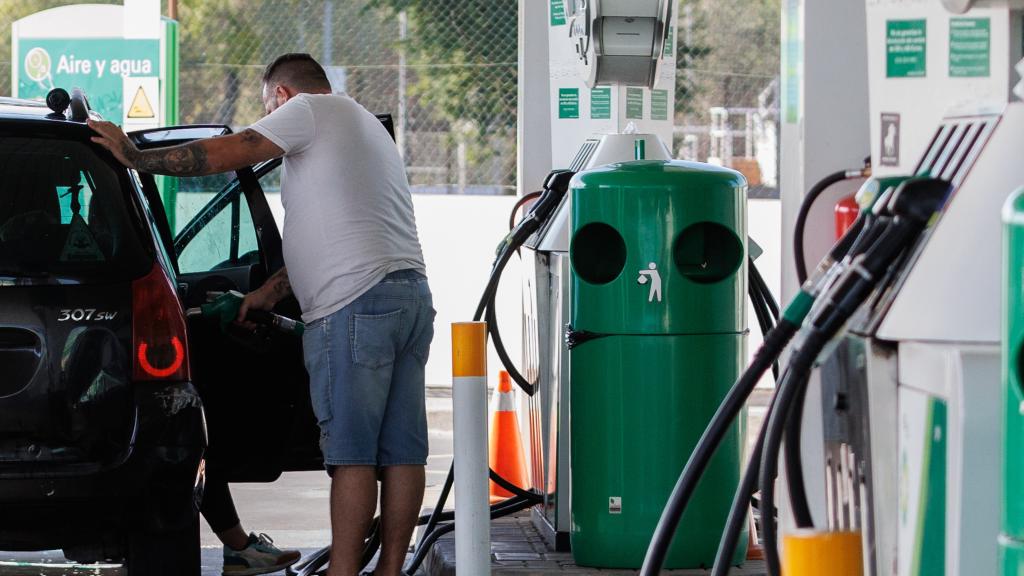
[262,53,331,91]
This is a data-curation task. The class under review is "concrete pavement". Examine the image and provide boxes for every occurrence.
[0,429,453,576]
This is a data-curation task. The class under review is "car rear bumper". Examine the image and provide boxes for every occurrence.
[0,381,206,551]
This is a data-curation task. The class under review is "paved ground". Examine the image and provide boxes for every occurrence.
[423,512,766,576]
[0,427,453,576]
[0,389,771,576]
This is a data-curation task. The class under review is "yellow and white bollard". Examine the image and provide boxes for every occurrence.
[783,530,863,576]
[452,322,491,576]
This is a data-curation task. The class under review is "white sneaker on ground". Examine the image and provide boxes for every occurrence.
[222,532,302,576]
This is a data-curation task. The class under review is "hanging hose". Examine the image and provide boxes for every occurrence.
[756,179,949,576]
[793,164,870,284]
[397,172,577,575]
[639,304,803,575]
[510,190,543,231]
[782,371,815,529]
[642,176,938,576]
[710,394,775,576]
[776,177,945,549]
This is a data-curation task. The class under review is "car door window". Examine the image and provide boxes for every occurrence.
[171,175,260,274]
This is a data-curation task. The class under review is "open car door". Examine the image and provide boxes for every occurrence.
[129,126,322,481]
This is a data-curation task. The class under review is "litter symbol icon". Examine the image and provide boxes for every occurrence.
[127,86,155,119]
[637,262,662,303]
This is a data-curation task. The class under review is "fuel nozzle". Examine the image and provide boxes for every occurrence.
[808,177,950,333]
[186,290,305,337]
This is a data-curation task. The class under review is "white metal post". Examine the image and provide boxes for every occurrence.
[452,322,491,575]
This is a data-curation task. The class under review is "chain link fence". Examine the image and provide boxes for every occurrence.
[0,0,780,197]
[675,0,781,198]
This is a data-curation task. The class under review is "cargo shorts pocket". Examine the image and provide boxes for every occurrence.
[351,308,404,369]
[302,320,333,425]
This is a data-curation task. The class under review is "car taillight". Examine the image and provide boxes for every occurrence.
[132,264,190,381]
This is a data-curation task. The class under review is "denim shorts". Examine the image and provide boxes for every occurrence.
[302,269,435,469]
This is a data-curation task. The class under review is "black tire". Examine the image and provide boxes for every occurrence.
[125,518,201,576]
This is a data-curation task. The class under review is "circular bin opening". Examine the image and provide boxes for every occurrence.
[673,222,743,284]
[571,222,627,285]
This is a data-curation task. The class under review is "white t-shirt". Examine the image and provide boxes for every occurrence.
[250,93,426,322]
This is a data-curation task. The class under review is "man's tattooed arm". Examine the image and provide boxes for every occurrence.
[89,118,284,176]
[266,266,293,301]
[123,140,211,176]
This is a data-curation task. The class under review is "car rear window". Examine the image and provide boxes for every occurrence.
[0,136,149,283]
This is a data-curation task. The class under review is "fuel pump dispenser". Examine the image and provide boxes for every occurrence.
[523,0,684,550]
[762,1,1024,575]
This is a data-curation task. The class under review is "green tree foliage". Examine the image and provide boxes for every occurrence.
[676,0,780,118]
[371,0,517,133]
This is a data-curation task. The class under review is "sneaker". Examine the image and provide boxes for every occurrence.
[223,532,302,576]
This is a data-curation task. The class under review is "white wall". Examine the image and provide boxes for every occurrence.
[265,193,781,389]
[265,193,523,388]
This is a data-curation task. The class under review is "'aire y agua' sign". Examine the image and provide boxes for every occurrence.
[12,3,177,131]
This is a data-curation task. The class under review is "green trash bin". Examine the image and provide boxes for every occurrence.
[1001,187,1024,574]
[568,160,748,569]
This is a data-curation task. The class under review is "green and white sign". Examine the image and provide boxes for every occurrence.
[626,87,644,120]
[558,88,579,119]
[590,87,611,120]
[550,0,566,26]
[887,19,928,78]
[13,3,180,226]
[18,38,160,122]
[651,90,669,121]
[949,18,990,78]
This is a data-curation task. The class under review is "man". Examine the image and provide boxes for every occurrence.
[89,53,434,576]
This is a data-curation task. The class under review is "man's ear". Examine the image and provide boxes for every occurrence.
[276,84,296,104]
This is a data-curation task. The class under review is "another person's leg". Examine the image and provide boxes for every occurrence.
[201,476,246,549]
[375,273,434,576]
[201,476,300,575]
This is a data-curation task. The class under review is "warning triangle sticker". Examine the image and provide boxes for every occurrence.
[60,214,106,263]
[127,86,155,119]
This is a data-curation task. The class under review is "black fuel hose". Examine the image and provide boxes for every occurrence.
[777,178,950,555]
[759,182,949,575]
[710,394,775,576]
[510,190,543,231]
[403,495,536,575]
[401,176,576,575]
[758,332,830,575]
[639,312,800,576]
[782,371,815,529]
[794,167,869,284]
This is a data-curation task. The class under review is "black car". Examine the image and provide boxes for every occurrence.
[0,90,321,574]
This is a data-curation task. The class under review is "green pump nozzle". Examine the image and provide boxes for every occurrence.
[186,291,305,337]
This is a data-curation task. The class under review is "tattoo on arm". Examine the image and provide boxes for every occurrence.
[240,129,263,146]
[125,140,210,176]
[268,267,292,300]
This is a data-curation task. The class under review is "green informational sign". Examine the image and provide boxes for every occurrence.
[626,87,644,120]
[591,87,611,120]
[782,0,801,124]
[550,0,566,26]
[664,26,674,58]
[949,18,990,78]
[651,90,669,121]
[18,38,160,122]
[559,88,579,119]
[887,19,927,78]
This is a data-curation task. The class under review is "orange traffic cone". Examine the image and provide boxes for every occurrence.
[489,371,529,503]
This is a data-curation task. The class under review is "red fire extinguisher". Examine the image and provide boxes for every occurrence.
[835,195,859,240]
